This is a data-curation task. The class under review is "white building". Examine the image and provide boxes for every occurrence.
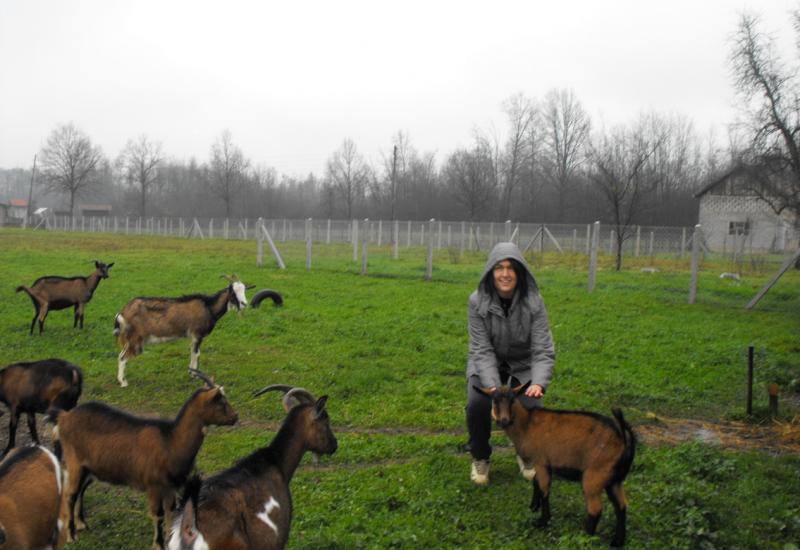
[695,167,798,253]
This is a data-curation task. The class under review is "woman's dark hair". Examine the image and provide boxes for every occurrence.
[482,257,529,299]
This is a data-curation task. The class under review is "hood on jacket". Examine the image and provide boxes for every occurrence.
[478,242,539,297]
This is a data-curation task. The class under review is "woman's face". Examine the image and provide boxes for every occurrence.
[493,259,517,298]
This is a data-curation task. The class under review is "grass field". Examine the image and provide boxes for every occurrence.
[1,228,799,549]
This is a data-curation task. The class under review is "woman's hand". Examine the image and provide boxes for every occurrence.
[525,384,544,398]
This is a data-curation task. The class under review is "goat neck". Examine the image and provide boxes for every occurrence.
[168,392,213,472]
[504,399,537,442]
[208,288,234,322]
[84,269,104,299]
[268,406,313,482]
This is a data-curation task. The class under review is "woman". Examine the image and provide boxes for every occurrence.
[466,241,555,485]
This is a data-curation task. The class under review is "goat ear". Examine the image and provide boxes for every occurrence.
[473,385,495,397]
[245,284,256,290]
[221,274,233,282]
[512,381,531,396]
[107,262,114,268]
[314,395,329,415]
[94,260,100,267]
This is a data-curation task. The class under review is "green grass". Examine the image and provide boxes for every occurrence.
[1,228,799,549]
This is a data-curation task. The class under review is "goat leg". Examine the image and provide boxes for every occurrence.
[26,412,39,443]
[532,476,550,528]
[529,475,542,512]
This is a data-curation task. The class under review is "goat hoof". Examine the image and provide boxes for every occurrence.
[119,379,128,388]
[534,517,550,529]
[610,537,625,547]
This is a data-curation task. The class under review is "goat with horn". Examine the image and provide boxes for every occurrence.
[168,384,337,550]
[113,274,282,387]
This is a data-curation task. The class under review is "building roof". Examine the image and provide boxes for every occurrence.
[694,166,747,199]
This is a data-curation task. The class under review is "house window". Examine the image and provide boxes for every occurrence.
[729,221,750,235]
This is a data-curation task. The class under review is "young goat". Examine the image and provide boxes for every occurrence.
[476,382,636,547]
[168,384,337,550]
[0,358,83,457]
[52,370,238,549]
[0,445,65,550]
[16,260,114,334]
[114,275,282,387]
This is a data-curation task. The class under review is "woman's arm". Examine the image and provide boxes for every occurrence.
[468,296,501,388]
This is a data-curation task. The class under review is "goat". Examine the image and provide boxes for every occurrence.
[168,384,337,550]
[113,275,282,387]
[16,260,114,334]
[0,358,83,457]
[475,382,636,547]
[0,444,65,550]
[52,370,238,549]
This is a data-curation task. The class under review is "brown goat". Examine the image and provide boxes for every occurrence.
[168,385,337,550]
[0,445,65,550]
[0,358,83,457]
[16,260,113,334]
[53,371,238,549]
[113,276,281,387]
[476,382,636,547]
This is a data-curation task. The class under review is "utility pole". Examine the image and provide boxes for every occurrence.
[26,154,37,225]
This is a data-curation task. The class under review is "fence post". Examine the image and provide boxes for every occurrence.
[393,220,399,260]
[635,226,641,257]
[460,221,466,255]
[420,223,425,246]
[179,218,185,236]
[306,218,312,271]
[361,219,369,275]
[649,231,655,257]
[489,222,494,247]
[585,224,591,255]
[572,229,577,252]
[209,219,214,239]
[256,218,264,267]
[680,227,687,259]
[282,219,287,242]
[378,219,383,246]
[326,219,331,244]
[447,224,452,248]
[505,220,511,240]
[688,224,702,304]
[437,220,442,249]
[588,221,600,293]
[407,220,412,247]
[426,219,435,280]
[352,219,359,261]
[224,219,229,239]
[608,230,614,254]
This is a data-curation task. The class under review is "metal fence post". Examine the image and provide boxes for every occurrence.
[306,218,312,271]
[588,221,600,293]
[361,219,369,275]
[352,219,359,261]
[426,219,435,280]
[688,224,702,304]
[393,220,399,260]
[256,218,264,267]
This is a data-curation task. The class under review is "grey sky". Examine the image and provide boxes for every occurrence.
[1,0,796,177]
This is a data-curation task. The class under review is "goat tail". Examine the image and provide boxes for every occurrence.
[113,313,126,337]
[251,289,284,308]
[45,407,63,459]
[611,408,637,482]
[15,285,32,296]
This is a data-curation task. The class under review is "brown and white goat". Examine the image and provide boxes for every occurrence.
[16,260,114,334]
[476,382,636,547]
[0,444,65,550]
[0,358,83,457]
[168,385,337,550]
[114,275,282,387]
[52,371,238,549]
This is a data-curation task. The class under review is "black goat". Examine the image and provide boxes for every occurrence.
[16,260,113,334]
[0,358,82,457]
[168,385,337,550]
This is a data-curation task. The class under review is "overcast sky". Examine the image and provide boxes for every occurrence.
[1,0,797,178]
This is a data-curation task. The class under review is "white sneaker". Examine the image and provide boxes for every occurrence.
[470,459,490,485]
[517,455,536,481]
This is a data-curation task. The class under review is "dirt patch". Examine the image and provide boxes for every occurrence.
[636,414,800,455]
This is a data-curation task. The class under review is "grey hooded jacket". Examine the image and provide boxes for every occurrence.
[467,242,555,389]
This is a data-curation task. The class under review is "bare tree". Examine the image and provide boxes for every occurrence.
[39,123,104,219]
[730,11,800,219]
[209,130,250,218]
[444,141,496,221]
[326,138,370,219]
[499,93,536,220]
[116,135,163,218]
[588,117,663,270]
[542,89,591,220]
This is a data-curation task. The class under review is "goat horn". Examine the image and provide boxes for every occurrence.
[189,369,216,388]
[221,275,233,282]
[253,384,316,411]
